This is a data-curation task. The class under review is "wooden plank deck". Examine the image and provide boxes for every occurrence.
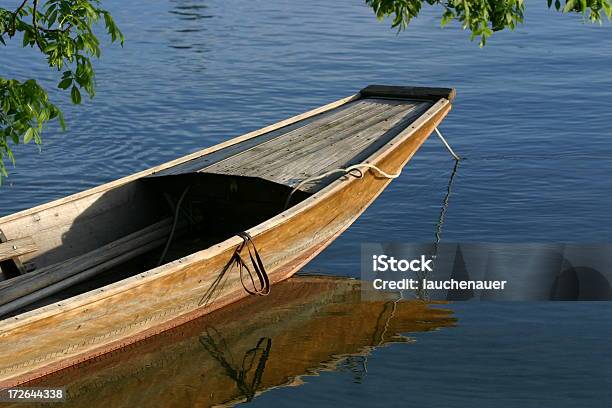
[150,97,432,192]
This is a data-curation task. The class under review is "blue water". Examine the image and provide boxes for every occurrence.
[252,302,612,408]
[1,0,611,406]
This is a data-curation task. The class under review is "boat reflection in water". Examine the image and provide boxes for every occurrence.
[21,275,456,407]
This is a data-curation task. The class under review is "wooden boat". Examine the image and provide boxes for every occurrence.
[8,275,455,407]
[0,85,455,387]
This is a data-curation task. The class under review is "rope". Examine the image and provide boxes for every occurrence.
[283,127,459,209]
[283,163,400,209]
[157,185,191,266]
[435,127,460,161]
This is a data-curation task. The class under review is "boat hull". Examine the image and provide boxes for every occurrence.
[0,96,451,387]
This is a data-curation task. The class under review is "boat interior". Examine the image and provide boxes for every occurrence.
[0,93,435,319]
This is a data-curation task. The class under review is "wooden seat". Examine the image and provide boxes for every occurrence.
[0,230,37,278]
[0,218,173,317]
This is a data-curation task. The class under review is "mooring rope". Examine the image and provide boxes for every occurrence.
[435,127,460,161]
[283,163,400,209]
[283,127,459,209]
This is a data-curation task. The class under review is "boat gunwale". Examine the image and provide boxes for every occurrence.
[0,95,451,332]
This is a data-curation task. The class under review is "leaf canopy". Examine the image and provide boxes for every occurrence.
[0,0,123,181]
[366,0,611,46]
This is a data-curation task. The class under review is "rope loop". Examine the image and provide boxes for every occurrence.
[234,232,270,296]
[283,162,400,210]
[347,167,364,179]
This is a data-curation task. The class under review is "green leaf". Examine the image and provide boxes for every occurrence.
[57,111,66,130]
[44,43,58,53]
[22,30,30,47]
[71,86,82,104]
[38,108,49,123]
[58,77,72,89]
[48,10,58,27]
[23,128,34,144]
[33,128,41,144]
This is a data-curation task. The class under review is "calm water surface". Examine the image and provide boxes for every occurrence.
[1,0,611,406]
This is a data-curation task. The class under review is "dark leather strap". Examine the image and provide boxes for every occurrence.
[234,232,270,296]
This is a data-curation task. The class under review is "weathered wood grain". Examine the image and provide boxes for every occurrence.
[148,95,364,178]
[0,237,37,264]
[234,101,410,173]
[200,98,431,192]
[204,100,396,174]
[0,183,167,271]
[0,230,30,278]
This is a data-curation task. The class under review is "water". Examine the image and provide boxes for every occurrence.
[1,0,611,406]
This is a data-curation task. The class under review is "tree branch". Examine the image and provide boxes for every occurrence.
[32,0,43,50]
[10,0,29,36]
[39,24,72,34]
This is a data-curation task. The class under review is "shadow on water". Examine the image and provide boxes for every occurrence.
[20,275,456,407]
